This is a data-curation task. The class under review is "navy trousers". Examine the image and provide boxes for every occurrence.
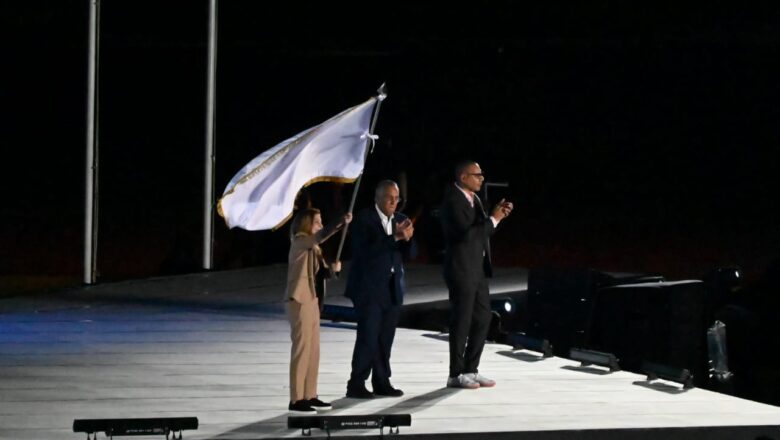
[348,276,401,390]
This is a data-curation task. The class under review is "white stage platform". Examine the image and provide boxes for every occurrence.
[1,265,779,440]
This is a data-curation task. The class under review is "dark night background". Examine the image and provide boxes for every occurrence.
[1,2,779,292]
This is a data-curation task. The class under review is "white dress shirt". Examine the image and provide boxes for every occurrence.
[375,204,394,235]
[375,204,395,273]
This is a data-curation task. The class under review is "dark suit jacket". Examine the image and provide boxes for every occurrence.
[345,207,413,306]
[440,184,495,292]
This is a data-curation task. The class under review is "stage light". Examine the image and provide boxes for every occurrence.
[641,361,694,389]
[704,266,744,295]
[504,332,553,358]
[288,414,411,437]
[487,291,527,334]
[73,417,198,440]
[704,266,745,323]
[487,294,523,341]
[569,348,620,372]
[490,296,517,317]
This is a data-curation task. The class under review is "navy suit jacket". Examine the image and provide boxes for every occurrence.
[345,208,413,307]
[440,184,495,292]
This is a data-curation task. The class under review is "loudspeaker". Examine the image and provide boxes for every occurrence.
[526,268,664,357]
[526,268,605,356]
[589,280,707,384]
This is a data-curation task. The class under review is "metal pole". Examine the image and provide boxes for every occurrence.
[84,0,100,284]
[203,0,218,269]
[335,83,387,261]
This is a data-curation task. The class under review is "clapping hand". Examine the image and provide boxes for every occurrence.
[394,218,414,241]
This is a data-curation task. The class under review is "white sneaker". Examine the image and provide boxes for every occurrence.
[466,372,496,387]
[446,374,480,389]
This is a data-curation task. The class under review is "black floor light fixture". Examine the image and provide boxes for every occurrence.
[642,361,695,389]
[569,348,621,372]
[73,417,198,439]
[503,332,554,358]
[288,414,411,437]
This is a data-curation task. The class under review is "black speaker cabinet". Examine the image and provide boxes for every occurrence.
[590,280,707,383]
[526,268,605,356]
[526,268,665,357]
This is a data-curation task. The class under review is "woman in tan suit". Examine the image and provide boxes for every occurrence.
[286,207,351,413]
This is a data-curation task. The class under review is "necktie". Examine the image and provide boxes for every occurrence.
[474,194,487,218]
[473,195,493,276]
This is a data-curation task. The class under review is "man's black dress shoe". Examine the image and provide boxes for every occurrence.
[373,384,404,397]
[346,384,375,399]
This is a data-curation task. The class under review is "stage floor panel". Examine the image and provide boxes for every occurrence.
[1,265,778,439]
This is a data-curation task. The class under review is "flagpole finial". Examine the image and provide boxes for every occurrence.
[377,83,388,101]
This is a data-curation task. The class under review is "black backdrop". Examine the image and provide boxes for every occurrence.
[2,2,778,285]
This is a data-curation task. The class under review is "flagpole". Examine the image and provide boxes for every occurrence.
[335,83,387,261]
[203,0,218,270]
[84,0,101,284]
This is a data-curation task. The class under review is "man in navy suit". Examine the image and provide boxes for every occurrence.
[440,161,513,389]
[345,180,414,398]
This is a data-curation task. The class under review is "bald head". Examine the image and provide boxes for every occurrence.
[455,161,484,193]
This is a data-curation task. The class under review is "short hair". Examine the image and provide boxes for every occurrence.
[290,207,321,239]
[374,180,399,202]
[454,160,478,180]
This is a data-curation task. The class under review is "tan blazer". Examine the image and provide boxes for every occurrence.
[284,218,344,304]
[285,234,321,304]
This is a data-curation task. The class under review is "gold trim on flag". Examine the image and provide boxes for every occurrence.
[220,97,375,203]
[218,175,359,229]
[269,175,359,230]
[217,96,376,230]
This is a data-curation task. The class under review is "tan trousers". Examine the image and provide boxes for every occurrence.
[287,298,320,402]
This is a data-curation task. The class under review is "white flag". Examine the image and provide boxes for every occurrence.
[218,97,379,230]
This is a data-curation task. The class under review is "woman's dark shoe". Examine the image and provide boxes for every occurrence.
[307,397,332,411]
[288,400,316,413]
